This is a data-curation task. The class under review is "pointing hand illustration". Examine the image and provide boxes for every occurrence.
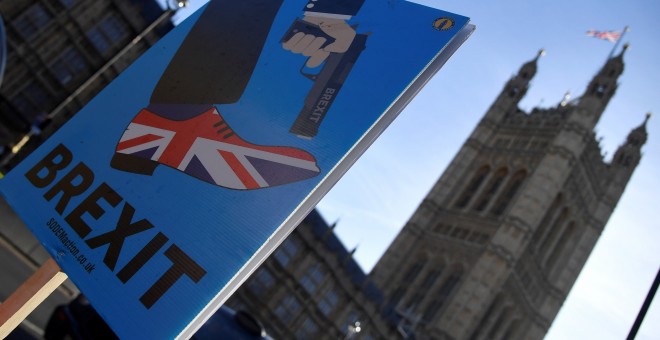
[282,16,357,68]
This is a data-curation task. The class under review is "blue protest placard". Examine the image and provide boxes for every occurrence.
[0,0,472,338]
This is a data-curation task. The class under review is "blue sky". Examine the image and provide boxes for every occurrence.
[160,0,659,338]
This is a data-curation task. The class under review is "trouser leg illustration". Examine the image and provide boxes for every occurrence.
[111,0,320,190]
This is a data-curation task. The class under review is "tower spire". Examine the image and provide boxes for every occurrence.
[605,112,648,204]
[577,44,626,125]
[627,111,651,146]
[517,48,544,83]
[607,26,630,61]
[488,49,544,116]
[611,112,649,170]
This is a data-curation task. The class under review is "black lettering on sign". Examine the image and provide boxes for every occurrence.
[25,143,208,308]
[25,143,73,188]
[117,232,169,283]
[140,245,207,309]
[44,163,94,214]
[85,203,154,271]
[65,182,122,238]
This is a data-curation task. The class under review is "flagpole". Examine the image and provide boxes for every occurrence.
[607,25,629,60]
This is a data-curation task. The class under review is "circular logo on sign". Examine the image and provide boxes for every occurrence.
[433,17,455,31]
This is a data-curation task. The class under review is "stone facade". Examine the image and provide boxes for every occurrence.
[369,48,647,339]
[227,210,397,339]
[0,0,173,170]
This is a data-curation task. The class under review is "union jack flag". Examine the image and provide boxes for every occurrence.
[114,107,320,190]
[586,29,621,43]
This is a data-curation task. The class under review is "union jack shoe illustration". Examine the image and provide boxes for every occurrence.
[111,107,320,190]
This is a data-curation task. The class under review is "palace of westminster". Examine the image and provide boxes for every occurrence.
[0,1,647,339]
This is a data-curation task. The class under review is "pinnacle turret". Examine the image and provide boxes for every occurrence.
[490,49,544,113]
[577,44,627,123]
[517,49,545,81]
[625,111,650,147]
[611,112,649,170]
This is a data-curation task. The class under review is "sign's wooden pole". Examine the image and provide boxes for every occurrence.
[0,258,67,338]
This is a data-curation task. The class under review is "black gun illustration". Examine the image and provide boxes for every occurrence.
[282,19,368,139]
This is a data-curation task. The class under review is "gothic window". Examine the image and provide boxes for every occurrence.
[474,168,508,212]
[13,4,52,40]
[60,0,76,8]
[318,288,340,316]
[544,221,576,270]
[491,170,527,216]
[434,223,452,235]
[538,208,569,258]
[508,86,520,98]
[421,298,443,322]
[421,269,462,322]
[477,233,490,244]
[455,166,490,209]
[49,46,88,85]
[274,294,302,325]
[389,261,426,307]
[459,228,470,239]
[487,305,512,339]
[592,84,607,98]
[438,270,462,298]
[467,232,480,243]
[469,294,503,340]
[420,268,443,291]
[500,319,521,340]
[532,194,563,246]
[466,231,489,245]
[87,14,130,55]
[403,261,425,283]
[406,268,443,310]
[450,227,469,240]
[295,316,319,339]
[388,287,406,308]
[300,263,326,294]
[247,267,275,296]
[274,236,300,267]
[11,81,51,123]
